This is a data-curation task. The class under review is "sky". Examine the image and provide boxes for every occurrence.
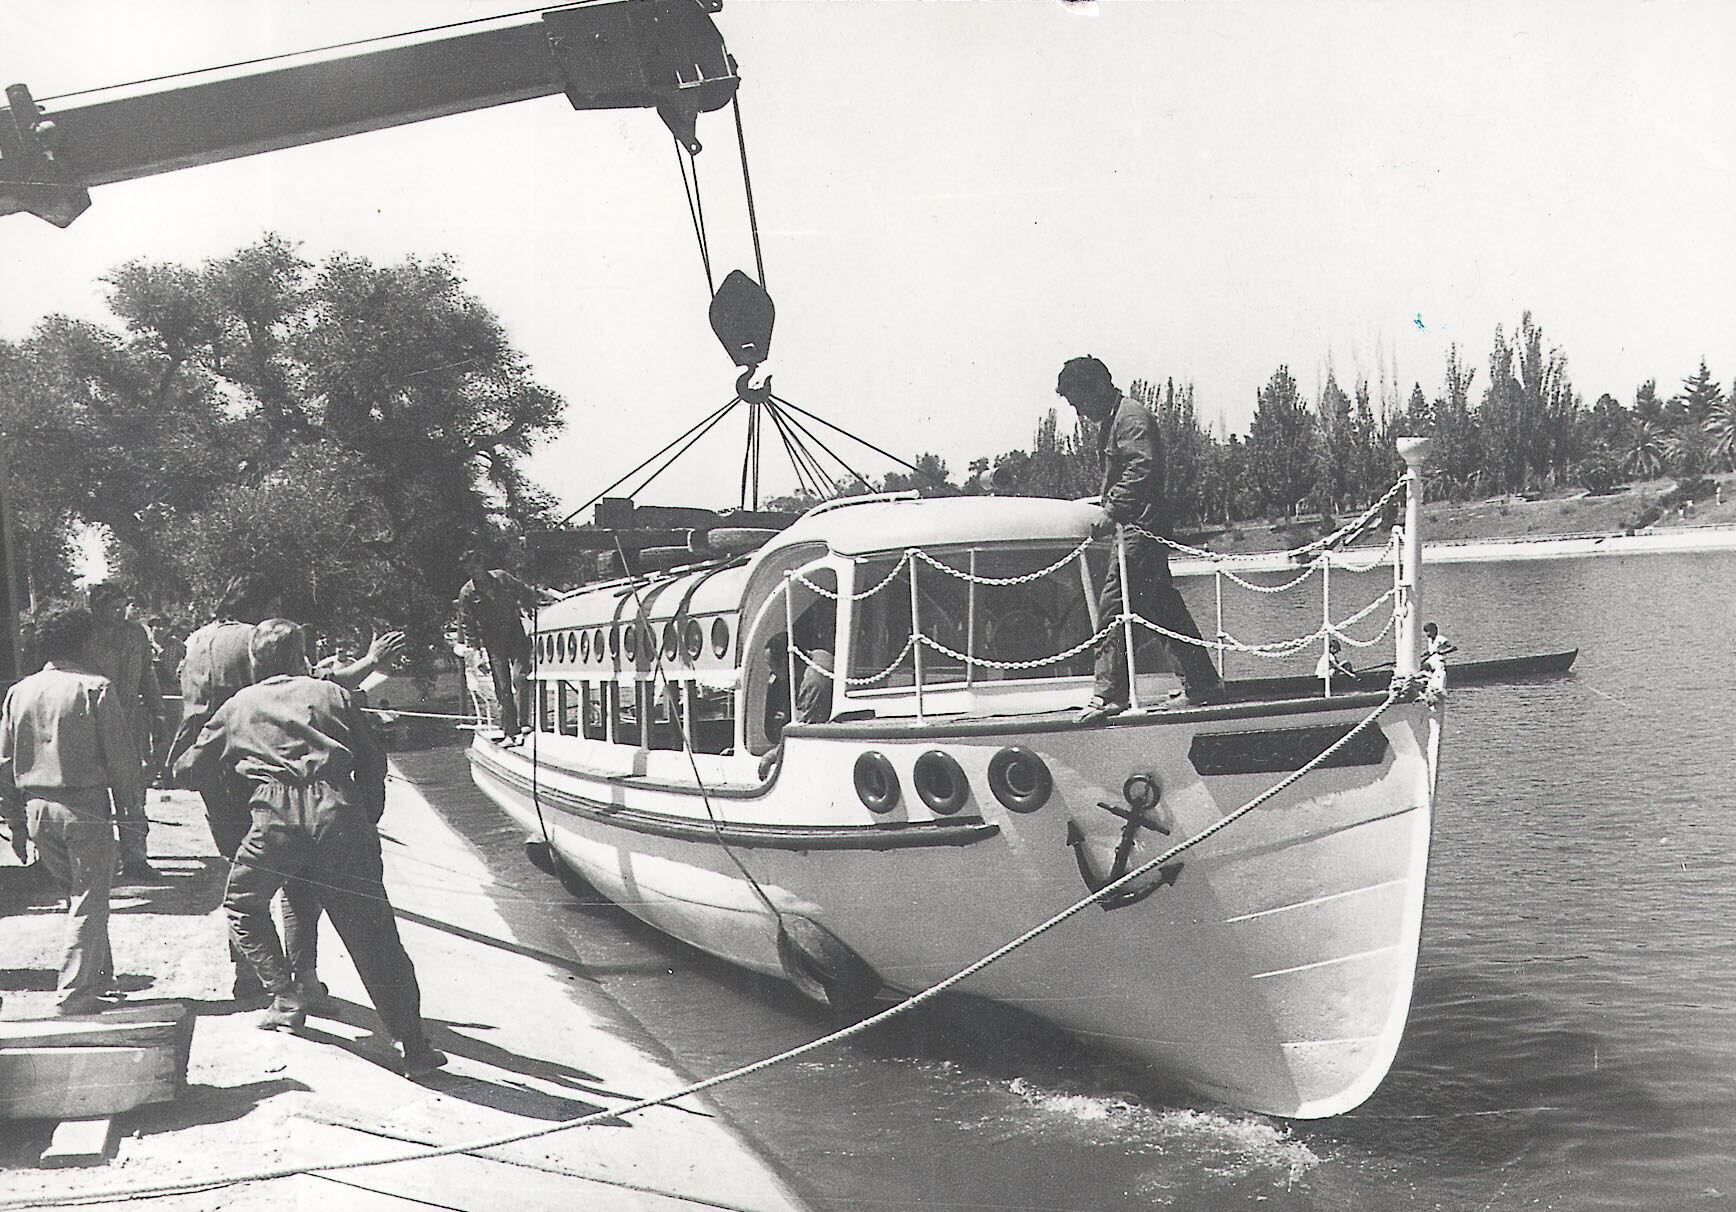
[2,0,1733,515]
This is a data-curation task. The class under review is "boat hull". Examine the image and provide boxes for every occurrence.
[468,693,1442,1118]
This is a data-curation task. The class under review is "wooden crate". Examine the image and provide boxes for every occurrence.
[0,1001,193,1121]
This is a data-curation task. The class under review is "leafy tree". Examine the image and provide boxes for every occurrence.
[1246,366,1314,516]
[1680,359,1725,425]
[1312,373,1353,514]
[6,234,565,647]
[1622,418,1670,480]
[881,452,957,496]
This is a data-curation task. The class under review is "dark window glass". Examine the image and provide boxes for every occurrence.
[688,681,735,754]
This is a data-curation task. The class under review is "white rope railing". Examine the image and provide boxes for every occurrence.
[1129,477,1406,565]
[911,541,1094,586]
[770,476,1409,697]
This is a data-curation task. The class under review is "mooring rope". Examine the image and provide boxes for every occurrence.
[5,687,1409,1209]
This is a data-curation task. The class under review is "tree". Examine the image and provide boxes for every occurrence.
[1680,359,1725,425]
[6,234,566,647]
[1246,366,1314,516]
[1311,373,1353,515]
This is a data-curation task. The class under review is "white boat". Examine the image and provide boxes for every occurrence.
[469,440,1444,1118]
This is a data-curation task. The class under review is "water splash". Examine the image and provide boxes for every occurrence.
[1003,1077,1321,1184]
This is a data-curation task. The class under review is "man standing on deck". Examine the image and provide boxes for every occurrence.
[176,619,444,1074]
[1056,356,1224,722]
[86,582,166,879]
[0,606,145,1014]
[456,549,549,742]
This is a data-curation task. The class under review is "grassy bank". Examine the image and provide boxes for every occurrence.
[1193,474,1736,557]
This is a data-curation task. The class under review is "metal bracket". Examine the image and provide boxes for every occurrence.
[0,84,90,227]
[544,0,739,154]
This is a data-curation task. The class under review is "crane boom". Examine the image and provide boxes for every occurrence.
[0,0,738,227]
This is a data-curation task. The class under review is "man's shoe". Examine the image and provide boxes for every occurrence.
[399,1041,448,1077]
[54,995,107,1017]
[1185,687,1227,707]
[258,992,309,1032]
[298,979,331,1013]
[118,860,163,882]
[232,974,271,1009]
[1074,698,1127,725]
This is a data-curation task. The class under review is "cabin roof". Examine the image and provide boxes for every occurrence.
[772,495,1099,558]
[540,496,1099,628]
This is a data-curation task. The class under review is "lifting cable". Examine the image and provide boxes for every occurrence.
[7,685,1414,1210]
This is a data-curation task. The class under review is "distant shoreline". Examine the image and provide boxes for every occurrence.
[1173,524,1736,577]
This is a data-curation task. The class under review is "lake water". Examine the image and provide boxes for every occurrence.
[396,550,1736,1211]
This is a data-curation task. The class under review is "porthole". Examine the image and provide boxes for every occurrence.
[662,621,679,660]
[579,630,590,661]
[608,626,620,657]
[853,751,900,814]
[556,632,567,663]
[684,619,704,661]
[913,750,969,816]
[594,629,605,660]
[568,630,580,662]
[623,625,637,660]
[987,747,1053,813]
[711,618,731,658]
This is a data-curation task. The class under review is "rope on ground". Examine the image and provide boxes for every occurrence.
[3,687,1407,1210]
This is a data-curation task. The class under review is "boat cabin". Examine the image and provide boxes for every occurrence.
[526,495,1189,774]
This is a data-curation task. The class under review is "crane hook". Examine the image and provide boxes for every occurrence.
[736,367,773,406]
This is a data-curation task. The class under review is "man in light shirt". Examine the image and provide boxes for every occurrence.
[0,605,145,1015]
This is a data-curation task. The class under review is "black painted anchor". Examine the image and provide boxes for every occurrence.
[1065,774,1184,911]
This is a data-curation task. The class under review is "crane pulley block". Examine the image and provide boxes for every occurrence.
[544,0,738,154]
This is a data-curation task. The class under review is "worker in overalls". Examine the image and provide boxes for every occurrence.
[175,618,444,1075]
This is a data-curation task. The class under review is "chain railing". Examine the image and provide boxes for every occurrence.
[774,476,1411,710]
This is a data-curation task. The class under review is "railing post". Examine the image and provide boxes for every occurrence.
[1395,438,1431,676]
[783,571,800,733]
[965,548,978,687]
[1320,557,1332,698]
[909,555,926,721]
[1213,569,1226,681]
[1116,526,1140,710]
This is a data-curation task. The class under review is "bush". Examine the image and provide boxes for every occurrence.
[1574,452,1622,495]
[1660,476,1715,509]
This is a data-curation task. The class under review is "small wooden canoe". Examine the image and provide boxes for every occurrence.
[1225,648,1579,702]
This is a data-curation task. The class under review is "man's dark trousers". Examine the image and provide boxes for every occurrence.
[483,634,529,736]
[1093,532,1224,705]
[224,780,423,1044]
[204,786,319,986]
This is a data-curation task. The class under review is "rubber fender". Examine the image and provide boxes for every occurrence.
[777,915,881,1015]
[706,526,780,554]
[913,750,969,815]
[987,746,1053,813]
[852,751,900,814]
[523,838,560,875]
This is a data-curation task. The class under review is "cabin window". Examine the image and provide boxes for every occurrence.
[687,681,735,754]
[612,681,643,747]
[648,680,683,751]
[558,681,582,736]
[849,545,1097,688]
[538,680,558,731]
[750,568,838,753]
[581,683,608,741]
